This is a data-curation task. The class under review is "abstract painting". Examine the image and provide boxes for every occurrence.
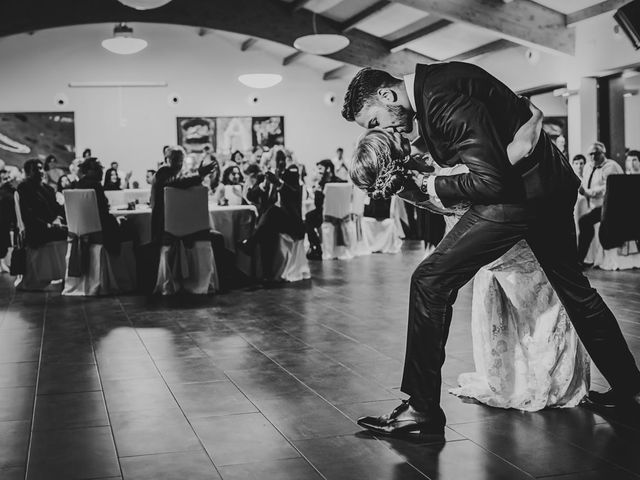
[0,112,75,168]
[252,116,285,148]
[216,117,252,154]
[177,117,216,155]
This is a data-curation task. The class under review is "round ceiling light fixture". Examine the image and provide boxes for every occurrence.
[293,13,349,55]
[294,34,350,55]
[117,0,173,10]
[238,73,283,89]
[102,23,148,55]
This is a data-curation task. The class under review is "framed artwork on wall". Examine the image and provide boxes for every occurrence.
[0,112,75,168]
[252,116,285,149]
[176,117,216,156]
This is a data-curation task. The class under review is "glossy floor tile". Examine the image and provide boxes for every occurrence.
[1,242,640,479]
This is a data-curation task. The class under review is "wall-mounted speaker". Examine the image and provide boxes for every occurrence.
[614,0,640,50]
[167,93,181,106]
[323,92,337,106]
[54,93,69,107]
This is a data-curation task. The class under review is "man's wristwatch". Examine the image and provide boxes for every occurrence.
[419,173,432,195]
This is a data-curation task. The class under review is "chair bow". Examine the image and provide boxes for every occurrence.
[67,232,102,277]
[161,229,211,280]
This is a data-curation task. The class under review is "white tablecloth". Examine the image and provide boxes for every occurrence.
[110,204,257,250]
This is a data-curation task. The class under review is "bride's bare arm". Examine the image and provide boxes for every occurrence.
[506,99,543,165]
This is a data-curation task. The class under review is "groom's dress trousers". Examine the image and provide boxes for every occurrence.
[402,62,640,418]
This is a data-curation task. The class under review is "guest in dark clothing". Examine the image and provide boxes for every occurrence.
[239,165,305,279]
[103,168,122,191]
[150,146,216,244]
[56,175,72,192]
[0,169,16,260]
[17,159,67,248]
[75,158,130,253]
[305,159,345,259]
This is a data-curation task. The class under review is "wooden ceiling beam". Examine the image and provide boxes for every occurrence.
[340,0,390,32]
[241,37,258,51]
[283,50,305,65]
[387,19,451,52]
[566,0,634,25]
[444,38,515,61]
[389,0,574,55]
[323,65,349,81]
[289,0,313,12]
[0,0,433,75]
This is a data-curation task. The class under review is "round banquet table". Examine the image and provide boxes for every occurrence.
[110,204,258,252]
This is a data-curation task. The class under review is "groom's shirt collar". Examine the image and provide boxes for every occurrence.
[403,73,417,113]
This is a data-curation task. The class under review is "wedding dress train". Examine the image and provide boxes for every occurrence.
[449,240,590,411]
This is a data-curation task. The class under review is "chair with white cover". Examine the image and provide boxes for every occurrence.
[271,233,311,282]
[349,187,372,257]
[154,186,218,295]
[584,175,640,270]
[321,183,357,260]
[13,191,66,290]
[62,189,137,296]
[361,196,403,254]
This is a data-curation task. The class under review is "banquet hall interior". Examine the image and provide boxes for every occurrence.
[1,0,640,479]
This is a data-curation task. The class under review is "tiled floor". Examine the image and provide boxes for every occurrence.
[1,241,640,479]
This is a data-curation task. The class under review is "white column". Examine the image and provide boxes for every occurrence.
[568,77,598,159]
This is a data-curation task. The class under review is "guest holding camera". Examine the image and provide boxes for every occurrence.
[239,164,304,280]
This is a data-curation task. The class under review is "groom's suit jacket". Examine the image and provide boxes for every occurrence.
[414,62,579,216]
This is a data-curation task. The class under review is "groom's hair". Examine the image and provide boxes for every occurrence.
[342,68,400,122]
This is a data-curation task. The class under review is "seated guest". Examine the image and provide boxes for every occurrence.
[577,142,623,266]
[0,168,16,270]
[17,159,67,248]
[626,150,640,174]
[305,159,345,260]
[239,165,305,280]
[55,174,72,206]
[571,154,586,178]
[75,157,131,252]
[230,150,245,168]
[103,168,122,191]
[110,161,131,189]
[332,147,349,181]
[146,169,156,186]
[214,165,244,206]
[150,146,216,244]
[82,148,92,159]
[44,154,65,189]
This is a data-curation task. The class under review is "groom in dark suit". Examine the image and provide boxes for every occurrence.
[342,62,640,439]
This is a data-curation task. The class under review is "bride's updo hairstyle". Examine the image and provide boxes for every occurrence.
[351,129,408,199]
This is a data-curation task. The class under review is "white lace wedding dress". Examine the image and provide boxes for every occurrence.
[449,239,590,411]
[416,165,590,411]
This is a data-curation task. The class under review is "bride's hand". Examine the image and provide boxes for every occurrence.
[507,98,543,165]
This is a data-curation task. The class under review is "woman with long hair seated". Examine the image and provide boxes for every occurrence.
[214,165,245,206]
[350,116,589,412]
[103,168,122,191]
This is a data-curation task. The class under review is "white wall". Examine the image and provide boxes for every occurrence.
[625,75,640,151]
[0,23,362,182]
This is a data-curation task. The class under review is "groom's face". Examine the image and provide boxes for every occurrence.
[355,89,414,134]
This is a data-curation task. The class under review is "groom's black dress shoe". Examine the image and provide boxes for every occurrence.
[357,400,444,441]
[586,389,640,408]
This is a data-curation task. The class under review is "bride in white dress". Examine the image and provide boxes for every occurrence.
[352,110,589,412]
[438,165,589,411]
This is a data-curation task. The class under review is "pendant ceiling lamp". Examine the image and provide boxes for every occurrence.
[117,0,173,10]
[293,13,349,55]
[238,74,283,89]
[102,23,148,55]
